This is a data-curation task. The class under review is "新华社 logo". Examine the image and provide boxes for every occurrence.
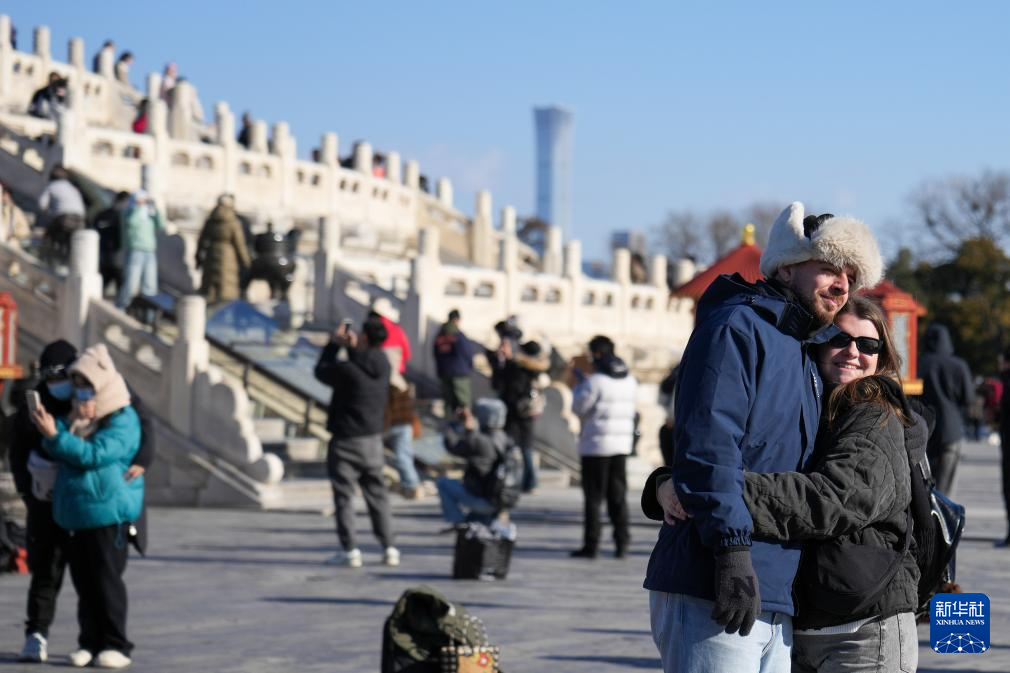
[930,593,989,654]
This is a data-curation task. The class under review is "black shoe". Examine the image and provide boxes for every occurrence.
[615,546,628,559]
[569,547,597,559]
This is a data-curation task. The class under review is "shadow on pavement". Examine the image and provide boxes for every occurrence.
[542,654,661,668]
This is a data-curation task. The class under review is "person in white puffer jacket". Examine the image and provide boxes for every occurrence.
[570,335,638,559]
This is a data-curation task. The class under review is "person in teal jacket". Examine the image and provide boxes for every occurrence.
[30,343,142,670]
[116,189,164,310]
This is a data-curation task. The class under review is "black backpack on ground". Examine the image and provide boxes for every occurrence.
[380,586,491,673]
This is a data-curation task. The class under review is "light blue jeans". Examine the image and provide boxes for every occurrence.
[117,250,158,309]
[388,423,420,490]
[436,477,495,524]
[650,591,792,673]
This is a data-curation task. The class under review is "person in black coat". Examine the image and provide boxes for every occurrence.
[918,323,974,496]
[314,316,398,568]
[9,340,154,664]
[90,191,129,296]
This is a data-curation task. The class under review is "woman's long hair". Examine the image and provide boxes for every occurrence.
[825,296,908,428]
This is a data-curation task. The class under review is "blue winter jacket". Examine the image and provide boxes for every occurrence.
[433,322,476,378]
[43,406,144,532]
[643,274,838,615]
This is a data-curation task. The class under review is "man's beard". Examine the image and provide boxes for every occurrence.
[797,291,839,327]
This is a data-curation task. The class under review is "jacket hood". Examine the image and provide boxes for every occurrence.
[69,344,131,419]
[696,274,837,344]
[594,354,629,379]
[923,324,954,357]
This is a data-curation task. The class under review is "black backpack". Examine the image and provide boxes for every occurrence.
[380,586,490,673]
[907,441,966,614]
[484,433,523,511]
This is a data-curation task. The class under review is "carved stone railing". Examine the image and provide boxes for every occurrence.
[0,232,283,507]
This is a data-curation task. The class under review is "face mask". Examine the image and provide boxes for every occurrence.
[46,380,73,400]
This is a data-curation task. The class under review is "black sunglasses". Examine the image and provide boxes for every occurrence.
[828,332,882,355]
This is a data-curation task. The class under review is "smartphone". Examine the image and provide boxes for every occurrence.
[25,390,41,415]
[341,318,354,331]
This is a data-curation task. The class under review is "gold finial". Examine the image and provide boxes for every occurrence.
[742,223,756,246]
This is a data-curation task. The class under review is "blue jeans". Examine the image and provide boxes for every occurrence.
[650,591,792,673]
[436,477,495,524]
[387,424,419,490]
[117,250,158,309]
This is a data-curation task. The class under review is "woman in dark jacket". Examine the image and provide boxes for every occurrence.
[648,297,921,672]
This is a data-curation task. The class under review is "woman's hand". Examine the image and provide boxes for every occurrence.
[657,478,692,526]
[124,465,146,481]
[30,406,58,439]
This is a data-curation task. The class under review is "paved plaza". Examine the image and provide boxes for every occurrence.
[2,439,1010,672]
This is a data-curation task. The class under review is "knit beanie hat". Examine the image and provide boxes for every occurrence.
[759,202,883,291]
[39,339,77,377]
[69,344,132,419]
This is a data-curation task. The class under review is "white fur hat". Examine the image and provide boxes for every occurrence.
[759,202,883,291]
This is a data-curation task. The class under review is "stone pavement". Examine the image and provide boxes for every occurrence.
[1,439,1008,672]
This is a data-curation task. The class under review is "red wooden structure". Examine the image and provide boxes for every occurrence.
[673,225,763,302]
[0,292,24,385]
[860,280,927,395]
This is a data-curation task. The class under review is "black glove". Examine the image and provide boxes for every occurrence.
[711,546,761,636]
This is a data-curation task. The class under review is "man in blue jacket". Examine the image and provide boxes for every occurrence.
[644,202,883,672]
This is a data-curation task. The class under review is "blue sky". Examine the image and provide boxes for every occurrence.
[6,2,1010,261]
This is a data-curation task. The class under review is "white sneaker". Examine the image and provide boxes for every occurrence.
[68,649,94,668]
[325,548,362,567]
[18,632,47,662]
[383,546,401,567]
[95,649,132,669]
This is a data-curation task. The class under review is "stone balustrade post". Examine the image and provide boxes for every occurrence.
[34,26,51,60]
[146,72,162,102]
[168,80,197,140]
[471,190,493,267]
[650,254,668,290]
[272,121,295,208]
[69,38,84,69]
[271,121,293,158]
[97,45,114,79]
[612,247,631,338]
[59,230,102,347]
[386,151,402,183]
[250,120,268,153]
[436,178,453,207]
[0,15,10,50]
[0,15,11,99]
[169,295,210,435]
[313,216,342,325]
[500,206,518,315]
[404,226,442,375]
[544,225,563,275]
[353,141,373,174]
[565,240,583,335]
[215,102,235,147]
[147,98,168,138]
[405,160,420,189]
[320,132,338,166]
[671,258,697,287]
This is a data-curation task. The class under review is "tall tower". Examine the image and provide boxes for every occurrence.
[534,106,574,241]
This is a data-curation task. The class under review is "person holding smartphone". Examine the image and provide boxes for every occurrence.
[314,316,400,568]
[8,340,77,664]
[29,344,143,669]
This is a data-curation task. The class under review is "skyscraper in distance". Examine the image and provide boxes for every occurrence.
[534,106,574,241]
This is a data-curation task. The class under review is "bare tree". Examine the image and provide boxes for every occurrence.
[909,170,1010,252]
[708,210,740,258]
[655,210,702,262]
